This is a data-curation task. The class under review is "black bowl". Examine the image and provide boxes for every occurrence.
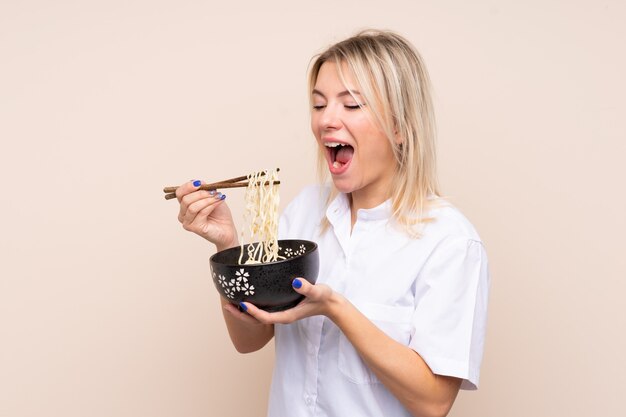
[209,239,319,312]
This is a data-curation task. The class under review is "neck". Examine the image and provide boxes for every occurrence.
[349,182,393,229]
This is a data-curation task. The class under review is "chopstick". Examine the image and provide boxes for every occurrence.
[163,169,280,200]
[163,181,280,200]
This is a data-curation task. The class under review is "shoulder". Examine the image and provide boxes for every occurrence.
[423,198,483,244]
[413,199,489,275]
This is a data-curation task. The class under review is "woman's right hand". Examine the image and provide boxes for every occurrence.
[176,180,238,251]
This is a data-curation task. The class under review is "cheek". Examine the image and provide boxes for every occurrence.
[310,114,320,136]
[349,113,381,139]
[354,122,390,154]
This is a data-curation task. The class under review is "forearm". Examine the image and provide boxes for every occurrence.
[216,239,274,353]
[328,295,460,417]
[215,235,239,253]
[220,298,274,353]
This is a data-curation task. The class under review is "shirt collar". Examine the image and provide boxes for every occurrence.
[325,192,392,224]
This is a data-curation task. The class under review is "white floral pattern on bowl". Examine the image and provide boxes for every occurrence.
[213,269,255,299]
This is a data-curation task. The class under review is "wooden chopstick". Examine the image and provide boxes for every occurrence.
[163,180,280,194]
[163,180,280,200]
[163,168,280,194]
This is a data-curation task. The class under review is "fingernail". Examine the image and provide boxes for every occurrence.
[193,180,201,187]
[220,194,226,200]
[239,302,248,312]
[209,190,216,196]
[292,278,302,289]
[216,192,222,198]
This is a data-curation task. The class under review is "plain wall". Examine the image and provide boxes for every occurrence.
[1,1,625,416]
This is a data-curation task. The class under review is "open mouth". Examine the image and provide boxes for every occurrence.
[325,142,354,173]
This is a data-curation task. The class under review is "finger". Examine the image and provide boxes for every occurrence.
[175,179,203,201]
[176,180,215,217]
[183,199,226,235]
[193,198,230,233]
[240,302,299,325]
[177,180,209,220]
[291,277,320,299]
[183,192,222,221]
[223,302,263,325]
[180,189,218,213]
[178,190,221,223]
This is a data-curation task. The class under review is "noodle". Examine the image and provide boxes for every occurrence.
[238,169,283,264]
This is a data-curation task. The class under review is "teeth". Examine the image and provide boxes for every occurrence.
[325,142,344,148]
[333,161,341,168]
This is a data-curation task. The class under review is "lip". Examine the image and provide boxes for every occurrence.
[322,137,353,147]
[322,137,354,176]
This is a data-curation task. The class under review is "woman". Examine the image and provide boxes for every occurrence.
[175,29,489,417]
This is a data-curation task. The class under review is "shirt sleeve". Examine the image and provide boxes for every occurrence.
[408,236,490,390]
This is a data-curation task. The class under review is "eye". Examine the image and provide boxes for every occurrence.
[345,104,364,110]
[312,105,326,111]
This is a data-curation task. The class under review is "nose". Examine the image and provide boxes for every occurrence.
[318,104,343,131]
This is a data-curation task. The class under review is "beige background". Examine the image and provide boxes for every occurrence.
[1,1,625,416]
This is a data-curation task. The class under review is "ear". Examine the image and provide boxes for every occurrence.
[394,128,404,146]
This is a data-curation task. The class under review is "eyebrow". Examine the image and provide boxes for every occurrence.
[311,89,362,98]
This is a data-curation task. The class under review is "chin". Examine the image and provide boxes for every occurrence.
[331,177,357,194]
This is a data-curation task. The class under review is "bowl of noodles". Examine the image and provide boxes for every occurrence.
[210,239,319,311]
[207,168,319,311]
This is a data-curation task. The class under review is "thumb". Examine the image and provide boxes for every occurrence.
[291,278,332,304]
[291,277,311,295]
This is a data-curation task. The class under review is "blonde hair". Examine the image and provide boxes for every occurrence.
[309,29,442,237]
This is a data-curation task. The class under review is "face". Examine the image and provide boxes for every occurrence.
[311,61,397,202]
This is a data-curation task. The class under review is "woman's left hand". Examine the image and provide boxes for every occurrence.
[239,278,340,324]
